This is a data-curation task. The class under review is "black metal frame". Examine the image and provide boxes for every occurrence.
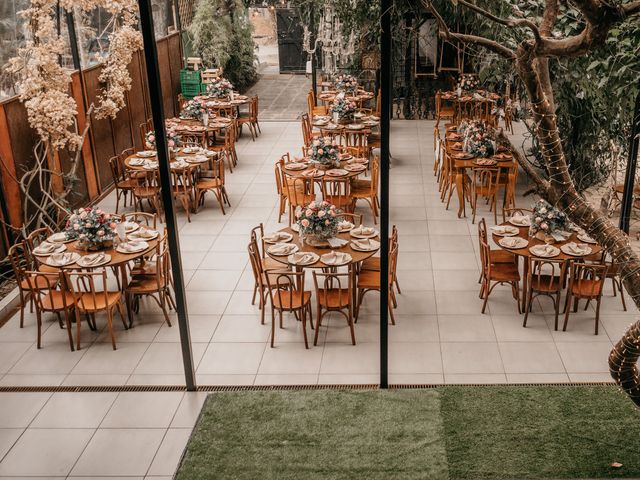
[137,0,196,390]
[379,0,391,388]
[619,85,640,234]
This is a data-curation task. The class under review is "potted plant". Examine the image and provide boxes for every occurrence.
[206,78,234,99]
[529,199,569,242]
[333,74,358,94]
[64,207,118,251]
[307,137,340,169]
[296,201,340,245]
[463,120,496,158]
[181,99,208,124]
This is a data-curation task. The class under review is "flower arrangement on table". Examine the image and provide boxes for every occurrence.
[334,74,358,94]
[458,74,480,92]
[330,95,357,121]
[181,99,207,120]
[296,201,340,240]
[145,129,180,150]
[462,120,496,158]
[307,136,340,168]
[64,207,117,250]
[206,78,234,98]
[529,199,569,241]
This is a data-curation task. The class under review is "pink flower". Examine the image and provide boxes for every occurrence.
[110,223,117,229]
[318,210,326,218]
[306,209,313,216]
[148,135,155,143]
[73,223,79,230]
[301,219,310,227]
[318,149,324,155]
[325,220,330,225]
[168,140,175,147]
[97,230,104,236]
[540,222,549,230]
[307,149,313,156]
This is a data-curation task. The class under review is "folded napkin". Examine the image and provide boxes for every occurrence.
[501,237,520,248]
[264,232,289,243]
[321,252,349,265]
[269,243,295,255]
[327,237,348,248]
[48,233,67,243]
[50,252,73,265]
[492,226,514,235]
[338,221,354,231]
[565,242,589,255]
[510,213,530,226]
[304,169,320,177]
[352,226,376,236]
[290,252,315,265]
[353,239,379,250]
[120,240,145,252]
[135,228,157,239]
[81,253,105,266]
[532,244,558,256]
[35,241,57,254]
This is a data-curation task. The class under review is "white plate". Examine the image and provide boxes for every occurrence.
[508,216,531,227]
[47,233,74,244]
[498,237,528,249]
[122,222,139,233]
[560,243,592,257]
[185,156,209,164]
[340,154,353,161]
[287,252,319,266]
[128,158,146,166]
[128,229,159,241]
[302,170,325,178]
[577,233,597,244]
[44,252,81,267]
[326,169,348,177]
[350,228,378,239]
[320,252,352,266]
[76,253,111,268]
[345,164,366,172]
[267,243,299,256]
[347,124,365,130]
[350,240,380,252]
[137,151,156,158]
[263,232,293,244]
[285,163,308,171]
[529,244,560,258]
[33,243,67,257]
[116,240,149,254]
[491,225,520,237]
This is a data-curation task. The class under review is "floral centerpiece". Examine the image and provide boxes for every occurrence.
[334,74,358,94]
[206,78,234,98]
[64,207,117,250]
[145,129,180,150]
[463,120,496,158]
[529,199,569,242]
[307,136,340,168]
[330,95,357,122]
[458,74,480,92]
[296,201,340,241]
[181,99,207,121]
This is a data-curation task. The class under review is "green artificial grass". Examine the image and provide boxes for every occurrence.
[176,386,640,480]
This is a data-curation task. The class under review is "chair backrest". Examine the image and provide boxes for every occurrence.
[389,243,399,285]
[171,165,196,195]
[313,268,352,307]
[307,90,316,115]
[251,96,259,121]
[274,161,285,196]
[472,167,499,193]
[266,270,305,310]
[285,177,314,207]
[65,269,111,312]
[180,132,206,148]
[301,113,312,146]
[247,240,264,289]
[478,236,491,279]
[120,147,135,160]
[321,177,350,202]
[569,262,608,298]
[109,156,125,184]
[26,227,53,254]
[250,223,266,259]
[528,257,567,293]
[8,241,31,285]
[477,217,488,244]
[122,212,158,229]
[139,122,149,147]
[370,156,380,194]
[23,270,66,311]
[435,91,443,117]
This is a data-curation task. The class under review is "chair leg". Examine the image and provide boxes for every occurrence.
[106,308,117,350]
[270,306,276,348]
[63,309,74,352]
[522,290,532,327]
[116,301,128,329]
[36,309,42,349]
[314,307,322,346]
[388,294,396,325]
[595,297,601,335]
[617,279,627,311]
[75,308,83,351]
[301,307,309,349]
[554,292,561,331]
[562,292,572,331]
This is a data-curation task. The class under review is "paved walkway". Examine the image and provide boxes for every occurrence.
[245,73,310,121]
[0,119,632,477]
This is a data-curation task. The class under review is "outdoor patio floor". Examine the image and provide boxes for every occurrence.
[0,120,634,389]
[0,119,635,478]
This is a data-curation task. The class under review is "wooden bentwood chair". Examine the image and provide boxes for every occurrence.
[523,257,568,331]
[562,262,608,335]
[313,267,356,346]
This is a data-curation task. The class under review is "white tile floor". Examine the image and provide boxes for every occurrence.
[0,119,634,477]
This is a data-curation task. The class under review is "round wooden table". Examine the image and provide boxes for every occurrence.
[266,226,380,305]
[318,90,375,105]
[491,222,602,311]
[124,149,213,172]
[281,159,367,181]
[166,117,230,140]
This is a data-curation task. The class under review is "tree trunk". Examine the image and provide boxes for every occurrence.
[515,45,640,406]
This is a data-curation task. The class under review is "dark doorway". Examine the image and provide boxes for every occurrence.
[276,8,305,73]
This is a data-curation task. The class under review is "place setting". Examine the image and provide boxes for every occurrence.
[345,164,366,172]
[263,231,293,244]
[32,241,67,256]
[338,220,355,232]
[560,242,592,257]
[320,251,352,266]
[128,226,159,241]
[287,251,319,266]
[46,232,74,244]
[491,225,520,237]
[350,238,381,252]
[267,243,299,256]
[508,213,531,227]
[498,236,529,249]
[350,225,378,239]
[44,251,81,267]
[116,239,150,254]
[302,168,325,178]
[76,252,112,268]
[529,244,561,258]
[325,169,348,177]
[285,162,308,171]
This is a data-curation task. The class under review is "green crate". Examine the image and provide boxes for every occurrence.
[181,83,202,99]
[180,69,201,85]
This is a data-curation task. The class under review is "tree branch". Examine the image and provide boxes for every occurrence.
[419,0,516,59]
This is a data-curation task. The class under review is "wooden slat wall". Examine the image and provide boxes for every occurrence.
[0,33,181,245]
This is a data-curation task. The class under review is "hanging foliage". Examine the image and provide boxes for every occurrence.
[189,0,257,91]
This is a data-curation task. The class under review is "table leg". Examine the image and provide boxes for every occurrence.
[455,168,465,218]
[521,257,529,313]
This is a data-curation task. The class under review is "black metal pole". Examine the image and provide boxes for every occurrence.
[65,11,88,111]
[619,86,640,234]
[137,0,196,391]
[310,5,318,103]
[379,0,391,389]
